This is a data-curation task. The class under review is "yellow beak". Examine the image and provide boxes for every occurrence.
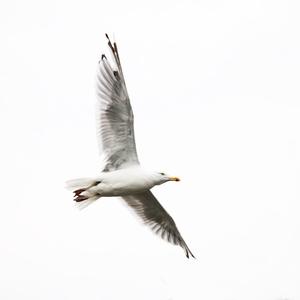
[169,176,180,182]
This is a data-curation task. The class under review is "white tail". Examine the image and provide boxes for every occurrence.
[65,178,100,210]
[65,178,95,190]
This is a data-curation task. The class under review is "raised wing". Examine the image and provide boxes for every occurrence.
[96,34,139,171]
[122,190,195,258]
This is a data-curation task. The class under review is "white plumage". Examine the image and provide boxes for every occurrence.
[66,34,194,258]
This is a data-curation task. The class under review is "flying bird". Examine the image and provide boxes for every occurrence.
[67,34,195,258]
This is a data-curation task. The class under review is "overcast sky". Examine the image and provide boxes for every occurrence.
[0,0,300,299]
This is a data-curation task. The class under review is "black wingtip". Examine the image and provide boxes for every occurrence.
[105,33,113,45]
[185,248,196,259]
[105,33,114,52]
[98,54,105,64]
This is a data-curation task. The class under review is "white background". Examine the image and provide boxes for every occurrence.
[0,0,299,299]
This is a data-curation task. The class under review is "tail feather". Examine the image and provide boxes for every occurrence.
[65,178,95,190]
[74,196,99,210]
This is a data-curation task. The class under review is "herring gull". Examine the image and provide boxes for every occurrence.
[67,34,195,258]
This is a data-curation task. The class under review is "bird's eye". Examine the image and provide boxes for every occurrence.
[160,172,165,176]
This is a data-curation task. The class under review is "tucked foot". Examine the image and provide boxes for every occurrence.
[73,189,89,202]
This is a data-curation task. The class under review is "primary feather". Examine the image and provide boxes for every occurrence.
[96,37,139,171]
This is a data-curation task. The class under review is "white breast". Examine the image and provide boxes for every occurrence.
[95,167,156,196]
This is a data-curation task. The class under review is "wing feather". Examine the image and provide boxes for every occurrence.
[96,35,139,171]
[122,191,195,258]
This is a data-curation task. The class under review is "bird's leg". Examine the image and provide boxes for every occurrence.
[73,181,101,202]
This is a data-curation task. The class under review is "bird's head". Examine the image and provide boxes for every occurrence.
[154,172,180,185]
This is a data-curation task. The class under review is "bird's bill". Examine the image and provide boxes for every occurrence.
[169,176,180,182]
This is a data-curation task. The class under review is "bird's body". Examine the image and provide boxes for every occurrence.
[97,167,158,196]
[68,166,169,197]
[67,34,194,258]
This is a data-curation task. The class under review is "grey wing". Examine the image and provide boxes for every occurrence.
[122,190,195,258]
[96,34,139,171]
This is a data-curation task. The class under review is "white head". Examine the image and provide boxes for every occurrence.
[152,172,180,185]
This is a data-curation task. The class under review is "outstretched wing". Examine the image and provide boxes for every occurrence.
[96,34,139,171]
[122,190,195,258]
